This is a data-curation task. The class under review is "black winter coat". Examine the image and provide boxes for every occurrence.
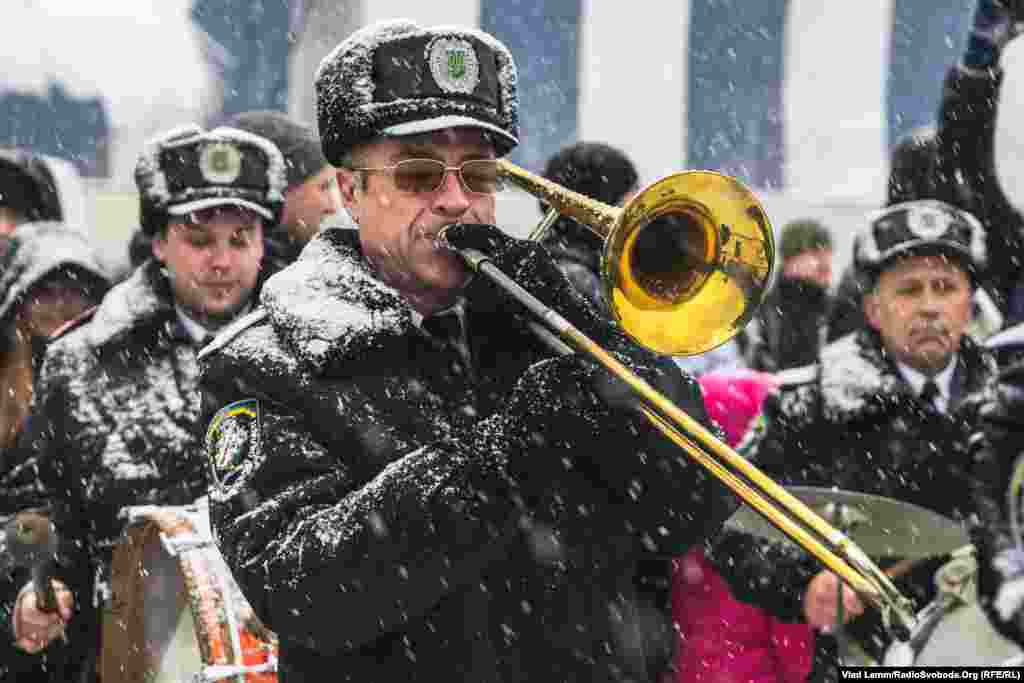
[744,276,830,373]
[0,261,215,682]
[935,66,1024,312]
[706,329,1000,679]
[199,227,737,683]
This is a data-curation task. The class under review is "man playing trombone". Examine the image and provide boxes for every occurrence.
[199,19,738,683]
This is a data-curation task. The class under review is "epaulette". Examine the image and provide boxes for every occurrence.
[773,363,818,387]
[198,308,268,362]
[49,305,98,341]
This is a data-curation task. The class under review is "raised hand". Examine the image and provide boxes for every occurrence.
[5,511,72,650]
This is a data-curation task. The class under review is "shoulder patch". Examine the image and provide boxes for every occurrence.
[774,363,818,387]
[49,305,98,341]
[205,398,262,487]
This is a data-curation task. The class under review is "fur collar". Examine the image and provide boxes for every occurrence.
[815,332,906,421]
[815,329,996,422]
[259,227,415,373]
[82,260,175,348]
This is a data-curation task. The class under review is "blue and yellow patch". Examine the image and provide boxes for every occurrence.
[205,399,261,487]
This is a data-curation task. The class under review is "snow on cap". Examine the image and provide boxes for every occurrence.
[856,199,987,280]
[315,19,520,163]
[135,125,287,234]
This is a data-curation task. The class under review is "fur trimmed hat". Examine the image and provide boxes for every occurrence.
[0,222,109,324]
[134,125,288,235]
[855,199,987,281]
[315,19,520,163]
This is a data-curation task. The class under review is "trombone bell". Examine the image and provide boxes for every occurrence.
[606,171,775,356]
[496,159,775,356]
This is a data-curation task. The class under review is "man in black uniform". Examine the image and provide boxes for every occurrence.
[708,199,1001,679]
[199,18,736,683]
[1,124,285,681]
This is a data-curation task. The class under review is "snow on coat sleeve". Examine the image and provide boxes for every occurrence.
[206,400,527,654]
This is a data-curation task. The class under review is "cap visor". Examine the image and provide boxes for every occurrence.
[167,197,273,220]
[382,115,518,149]
[878,241,974,270]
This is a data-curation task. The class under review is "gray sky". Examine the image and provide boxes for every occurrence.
[0,0,212,128]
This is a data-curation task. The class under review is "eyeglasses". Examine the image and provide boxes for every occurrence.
[355,159,505,195]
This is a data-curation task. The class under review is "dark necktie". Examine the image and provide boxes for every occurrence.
[423,311,474,377]
[422,312,463,346]
[919,380,941,411]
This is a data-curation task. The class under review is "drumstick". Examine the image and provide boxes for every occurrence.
[4,511,67,643]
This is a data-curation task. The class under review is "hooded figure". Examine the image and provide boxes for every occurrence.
[0,223,108,453]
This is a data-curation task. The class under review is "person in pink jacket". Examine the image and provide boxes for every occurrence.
[672,369,815,683]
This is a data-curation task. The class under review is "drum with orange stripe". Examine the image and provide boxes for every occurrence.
[100,499,277,683]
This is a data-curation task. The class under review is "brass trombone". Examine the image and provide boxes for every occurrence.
[440,158,917,638]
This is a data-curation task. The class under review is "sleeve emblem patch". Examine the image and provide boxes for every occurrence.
[205,399,261,487]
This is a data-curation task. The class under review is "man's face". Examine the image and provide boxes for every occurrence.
[337,128,497,313]
[783,247,833,290]
[0,206,25,236]
[864,254,972,375]
[280,165,338,246]
[152,208,264,326]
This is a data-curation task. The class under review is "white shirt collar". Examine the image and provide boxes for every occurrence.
[897,355,957,413]
[174,303,252,345]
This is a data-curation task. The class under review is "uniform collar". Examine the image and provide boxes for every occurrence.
[897,355,957,413]
[174,303,252,346]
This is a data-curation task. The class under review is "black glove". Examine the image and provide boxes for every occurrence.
[444,224,709,446]
[964,0,1024,69]
[442,223,614,343]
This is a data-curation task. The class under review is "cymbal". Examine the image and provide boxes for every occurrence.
[724,486,971,560]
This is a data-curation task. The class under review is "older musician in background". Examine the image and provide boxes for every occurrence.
[706,199,1002,680]
[0,125,284,682]
[199,19,738,683]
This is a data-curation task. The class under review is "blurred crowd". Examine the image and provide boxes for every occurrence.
[4,3,1024,683]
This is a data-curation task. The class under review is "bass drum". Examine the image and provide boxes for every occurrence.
[100,499,278,683]
[884,550,1022,667]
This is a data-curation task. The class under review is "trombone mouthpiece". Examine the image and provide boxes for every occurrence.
[436,225,454,248]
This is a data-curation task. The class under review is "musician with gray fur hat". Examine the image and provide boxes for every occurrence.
[199,18,736,683]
